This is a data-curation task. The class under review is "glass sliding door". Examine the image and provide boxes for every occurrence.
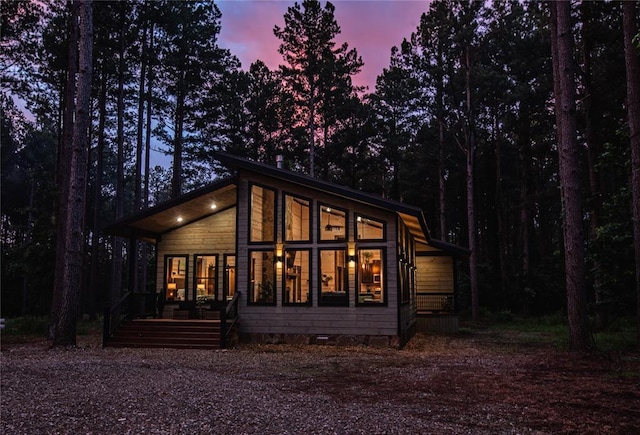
[194,254,217,302]
[165,255,188,302]
[224,255,236,301]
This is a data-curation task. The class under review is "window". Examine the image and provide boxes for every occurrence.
[284,194,311,242]
[399,260,410,304]
[224,255,236,301]
[356,215,385,240]
[319,249,348,306]
[194,255,217,302]
[250,184,276,243]
[319,204,346,241]
[357,248,385,304]
[249,250,276,304]
[283,249,311,305]
[165,255,188,302]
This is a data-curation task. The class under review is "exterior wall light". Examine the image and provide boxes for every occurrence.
[348,242,356,267]
[276,243,283,267]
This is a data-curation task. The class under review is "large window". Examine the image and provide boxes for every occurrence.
[194,255,217,302]
[283,249,311,305]
[250,184,276,243]
[249,250,276,304]
[356,215,385,240]
[319,249,348,306]
[165,255,188,302]
[284,194,311,242]
[357,248,385,304]
[224,255,236,301]
[319,204,346,241]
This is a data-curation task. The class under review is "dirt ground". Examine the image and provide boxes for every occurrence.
[2,328,639,434]
[336,331,640,434]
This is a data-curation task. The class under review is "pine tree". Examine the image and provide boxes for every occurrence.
[274,0,362,177]
[550,0,590,351]
[50,0,93,346]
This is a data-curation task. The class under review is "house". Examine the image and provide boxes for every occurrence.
[104,152,468,349]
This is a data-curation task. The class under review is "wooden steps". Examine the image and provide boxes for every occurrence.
[107,319,223,349]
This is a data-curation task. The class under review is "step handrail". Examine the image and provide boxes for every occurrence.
[103,291,132,347]
[220,291,240,348]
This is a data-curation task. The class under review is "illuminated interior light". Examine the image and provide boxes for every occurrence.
[176,216,183,222]
[211,203,217,210]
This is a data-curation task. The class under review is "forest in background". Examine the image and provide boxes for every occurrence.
[1,1,639,347]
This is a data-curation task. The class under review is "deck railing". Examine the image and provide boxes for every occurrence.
[103,291,132,346]
[416,292,455,313]
[220,292,240,349]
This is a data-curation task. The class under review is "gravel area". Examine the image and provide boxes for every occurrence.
[2,332,639,434]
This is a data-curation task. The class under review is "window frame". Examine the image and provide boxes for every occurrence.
[248,249,277,305]
[283,192,312,243]
[164,254,189,303]
[193,253,218,302]
[223,254,236,301]
[318,248,349,306]
[318,203,348,242]
[355,214,386,241]
[282,248,312,306]
[356,247,387,306]
[248,183,277,244]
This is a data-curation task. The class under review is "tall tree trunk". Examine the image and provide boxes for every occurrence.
[50,0,78,341]
[135,16,146,212]
[131,12,149,306]
[622,1,640,347]
[581,1,606,329]
[463,45,479,322]
[88,66,107,321]
[493,113,509,307]
[309,82,316,177]
[144,23,154,208]
[171,87,184,198]
[437,41,447,240]
[438,118,446,240]
[550,1,590,351]
[518,111,531,312]
[110,4,126,310]
[22,175,35,315]
[51,0,93,346]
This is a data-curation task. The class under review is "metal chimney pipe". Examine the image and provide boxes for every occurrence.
[276,154,283,169]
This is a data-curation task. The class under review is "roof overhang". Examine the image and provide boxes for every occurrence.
[104,153,469,257]
[104,177,238,243]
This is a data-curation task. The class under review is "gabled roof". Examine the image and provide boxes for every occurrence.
[105,152,469,257]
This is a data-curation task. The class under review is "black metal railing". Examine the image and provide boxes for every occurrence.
[220,292,240,349]
[416,292,454,313]
[103,291,132,347]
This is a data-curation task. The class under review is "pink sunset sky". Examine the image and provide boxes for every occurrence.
[216,0,431,91]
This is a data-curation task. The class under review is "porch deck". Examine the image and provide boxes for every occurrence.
[106,318,229,349]
[416,292,458,333]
